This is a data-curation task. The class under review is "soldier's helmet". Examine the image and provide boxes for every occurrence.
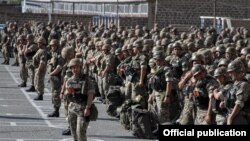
[37,37,46,45]
[227,59,246,73]
[121,45,127,51]
[115,48,122,55]
[240,47,250,56]
[218,58,230,67]
[127,44,133,50]
[191,64,206,76]
[133,40,143,48]
[214,67,227,77]
[102,44,111,50]
[161,38,169,46]
[191,53,204,64]
[49,39,59,46]
[68,58,82,68]
[104,38,112,45]
[152,46,163,53]
[148,58,156,68]
[172,42,182,49]
[225,47,236,54]
[215,44,226,53]
[61,47,75,60]
[153,51,165,60]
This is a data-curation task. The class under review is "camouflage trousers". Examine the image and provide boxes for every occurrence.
[178,96,194,125]
[68,102,89,141]
[19,60,28,83]
[194,107,208,125]
[154,91,170,123]
[50,76,61,108]
[34,69,46,96]
[97,75,104,99]
[26,61,35,86]
[63,95,73,119]
[2,46,10,63]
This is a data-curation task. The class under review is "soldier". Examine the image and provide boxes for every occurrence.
[24,34,38,92]
[99,44,116,103]
[66,58,95,141]
[1,36,11,65]
[47,39,64,117]
[212,67,233,125]
[17,35,28,87]
[225,59,250,124]
[60,46,75,136]
[190,64,219,125]
[32,37,48,100]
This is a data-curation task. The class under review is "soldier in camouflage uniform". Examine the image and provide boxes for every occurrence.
[225,59,250,124]
[32,37,48,100]
[66,58,95,141]
[99,44,116,103]
[60,46,75,135]
[211,67,233,125]
[24,34,38,92]
[190,64,219,125]
[47,39,64,117]
[17,35,28,87]
[149,51,179,123]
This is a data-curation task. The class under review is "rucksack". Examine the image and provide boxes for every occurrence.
[106,86,124,117]
[119,100,133,130]
[131,104,155,139]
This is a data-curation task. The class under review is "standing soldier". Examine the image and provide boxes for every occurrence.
[66,58,95,141]
[17,35,28,87]
[99,44,116,103]
[32,37,48,100]
[24,34,38,92]
[47,39,64,117]
[225,59,250,124]
[190,64,219,125]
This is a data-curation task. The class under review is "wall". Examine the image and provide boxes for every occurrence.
[152,0,250,28]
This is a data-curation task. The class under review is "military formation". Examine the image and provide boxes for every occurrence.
[1,20,250,140]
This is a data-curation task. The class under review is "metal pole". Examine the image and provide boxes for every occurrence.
[213,0,217,28]
[117,0,119,27]
[154,0,158,24]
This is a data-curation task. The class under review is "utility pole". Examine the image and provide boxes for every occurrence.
[154,0,158,25]
[213,0,217,28]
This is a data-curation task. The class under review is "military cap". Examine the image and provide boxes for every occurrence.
[240,47,250,56]
[172,42,182,49]
[102,44,111,50]
[153,51,165,60]
[37,37,46,45]
[49,39,59,46]
[218,58,230,67]
[61,47,75,60]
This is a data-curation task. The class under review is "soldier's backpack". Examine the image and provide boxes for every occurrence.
[119,100,133,130]
[131,104,155,139]
[106,86,124,117]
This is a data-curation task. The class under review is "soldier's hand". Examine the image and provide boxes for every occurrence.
[84,108,90,117]
[60,93,64,99]
[163,96,170,104]
[227,114,233,125]
[138,81,144,87]
[204,115,212,124]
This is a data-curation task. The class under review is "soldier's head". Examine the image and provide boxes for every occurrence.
[191,53,205,65]
[218,58,230,68]
[102,44,111,54]
[172,42,182,56]
[191,64,207,80]
[26,34,34,43]
[115,48,124,60]
[225,47,236,60]
[68,58,83,75]
[214,67,227,84]
[37,37,47,48]
[61,47,75,62]
[227,59,246,81]
[132,40,143,53]
[153,51,165,65]
[49,39,59,52]
[148,58,156,68]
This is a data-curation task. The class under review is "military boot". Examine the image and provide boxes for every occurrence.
[26,86,36,92]
[62,127,71,135]
[47,107,59,117]
[18,82,26,87]
[34,95,43,101]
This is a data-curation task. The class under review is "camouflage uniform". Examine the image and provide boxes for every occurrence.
[226,60,250,124]
[24,35,38,91]
[47,39,64,117]
[17,35,28,87]
[32,37,48,100]
[190,64,219,125]
[67,58,95,141]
